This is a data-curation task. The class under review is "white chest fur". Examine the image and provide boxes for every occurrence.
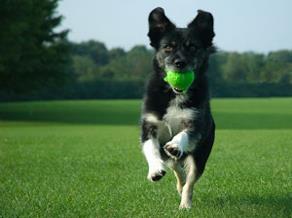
[163,105,195,136]
[143,95,197,144]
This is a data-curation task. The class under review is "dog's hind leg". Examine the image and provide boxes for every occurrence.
[169,161,185,195]
[179,155,199,209]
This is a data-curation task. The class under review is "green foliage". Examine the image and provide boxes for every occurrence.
[68,43,292,99]
[222,52,247,82]
[70,40,109,66]
[263,51,292,83]
[0,99,291,217]
[208,50,292,97]
[72,55,96,82]
[70,43,153,82]
[213,50,292,84]
[0,0,70,94]
[69,43,289,87]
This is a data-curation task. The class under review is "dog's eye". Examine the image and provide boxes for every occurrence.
[185,41,198,52]
[188,44,198,51]
[163,45,173,53]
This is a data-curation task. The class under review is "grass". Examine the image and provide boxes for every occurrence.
[0,98,291,217]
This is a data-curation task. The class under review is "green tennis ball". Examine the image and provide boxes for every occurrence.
[164,70,195,92]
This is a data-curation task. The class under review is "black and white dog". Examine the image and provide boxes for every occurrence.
[141,7,216,209]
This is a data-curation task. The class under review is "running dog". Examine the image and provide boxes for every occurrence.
[141,7,216,209]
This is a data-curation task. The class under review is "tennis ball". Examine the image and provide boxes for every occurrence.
[164,70,195,92]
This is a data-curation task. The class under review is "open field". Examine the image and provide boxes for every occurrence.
[0,98,292,217]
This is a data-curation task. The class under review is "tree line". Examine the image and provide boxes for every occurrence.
[69,41,292,98]
[0,0,291,101]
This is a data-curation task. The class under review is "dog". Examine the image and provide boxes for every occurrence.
[140,7,216,209]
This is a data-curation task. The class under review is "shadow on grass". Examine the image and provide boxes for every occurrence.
[0,101,291,129]
[0,107,140,126]
[204,194,292,216]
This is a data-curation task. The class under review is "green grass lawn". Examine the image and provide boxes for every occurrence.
[0,98,291,217]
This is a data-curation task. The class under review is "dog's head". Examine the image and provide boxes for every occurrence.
[148,7,215,91]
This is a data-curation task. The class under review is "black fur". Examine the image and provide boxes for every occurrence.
[141,7,215,178]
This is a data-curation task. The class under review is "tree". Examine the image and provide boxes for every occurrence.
[70,40,109,66]
[242,52,264,83]
[267,50,292,63]
[262,50,292,84]
[125,45,153,80]
[222,52,248,82]
[72,55,96,82]
[208,52,228,85]
[108,47,126,61]
[0,0,70,96]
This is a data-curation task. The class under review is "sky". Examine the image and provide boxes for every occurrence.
[57,0,292,53]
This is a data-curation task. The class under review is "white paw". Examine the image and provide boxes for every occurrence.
[164,141,183,159]
[147,162,166,182]
[179,200,192,209]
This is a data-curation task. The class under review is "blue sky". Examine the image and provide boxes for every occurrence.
[58,0,292,53]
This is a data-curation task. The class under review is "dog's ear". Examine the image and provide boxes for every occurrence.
[188,10,215,48]
[147,7,175,49]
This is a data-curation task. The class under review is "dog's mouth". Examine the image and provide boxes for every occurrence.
[172,87,184,94]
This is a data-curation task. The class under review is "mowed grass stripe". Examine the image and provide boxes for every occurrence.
[1,98,292,129]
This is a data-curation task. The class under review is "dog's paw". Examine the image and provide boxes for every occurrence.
[147,163,166,182]
[179,201,192,209]
[164,142,183,159]
[147,169,166,182]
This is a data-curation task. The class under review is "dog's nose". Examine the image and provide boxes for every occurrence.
[174,59,186,69]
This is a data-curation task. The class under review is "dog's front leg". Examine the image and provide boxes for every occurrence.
[164,130,200,159]
[142,139,166,181]
[141,117,166,182]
